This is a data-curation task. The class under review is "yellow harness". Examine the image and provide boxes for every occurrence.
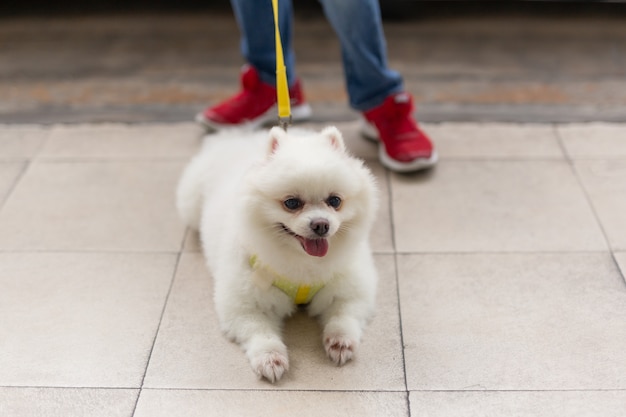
[249,255,325,305]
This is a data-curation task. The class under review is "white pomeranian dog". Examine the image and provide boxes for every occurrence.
[176,126,378,382]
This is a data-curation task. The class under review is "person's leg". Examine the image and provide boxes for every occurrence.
[317,0,402,111]
[230,0,296,87]
[196,0,311,130]
[317,0,437,172]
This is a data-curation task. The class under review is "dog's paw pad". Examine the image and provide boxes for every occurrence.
[324,335,356,366]
[251,351,289,383]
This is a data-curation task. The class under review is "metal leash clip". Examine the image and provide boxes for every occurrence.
[279,115,292,132]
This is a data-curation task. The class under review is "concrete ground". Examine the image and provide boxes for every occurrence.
[1,6,626,417]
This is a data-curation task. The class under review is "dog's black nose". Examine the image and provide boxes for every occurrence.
[310,218,329,236]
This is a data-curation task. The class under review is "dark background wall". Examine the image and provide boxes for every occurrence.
[1,1,624,19]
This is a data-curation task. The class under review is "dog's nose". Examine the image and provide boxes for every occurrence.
[310,218,329,236]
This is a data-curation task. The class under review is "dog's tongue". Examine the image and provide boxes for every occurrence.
[301,238,329,257]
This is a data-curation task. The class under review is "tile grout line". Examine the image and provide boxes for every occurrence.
[133,387,626,393]
[394,251,413,417]
[384,168,412,417]
[137,387,413,393]
[553,123,603,238]
[2,385,624,393]
[179,226,192,254]
[553,124,626,287]
[0,159,29,211]
[552,123,572,161]
[390,249,614,255]
[130,249,183,417]
[611,251,626,289]
[0,248,615,255]
[409,388,626,393]
[0,126,50,210]
[0,385,138,391]
[0,249,185,254]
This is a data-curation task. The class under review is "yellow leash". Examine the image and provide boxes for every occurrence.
[271,0,291,130]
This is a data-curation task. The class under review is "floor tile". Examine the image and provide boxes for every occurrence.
[0,252,176,387]
[424,123,564,159]
[391,160,607,252]
[0,124,49,159]
[39,123,203,159]
[135,389,408,417]
[0,388,138,417]
[0,162,24,204]
[574,160,626,250]
[144,253,404,390]
[410,390,626,417]
[558,123,626,158]
[0,160,186,251]
[398,253,626,390]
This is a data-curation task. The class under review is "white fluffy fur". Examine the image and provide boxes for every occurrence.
[176,126,379,382]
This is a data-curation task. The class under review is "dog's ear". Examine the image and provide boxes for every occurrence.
[268,126,287,155]
[321,126,346,153]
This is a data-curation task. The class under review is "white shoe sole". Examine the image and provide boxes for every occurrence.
[378,147,438,173]
[359,116,380,142]
[196,103,312,131]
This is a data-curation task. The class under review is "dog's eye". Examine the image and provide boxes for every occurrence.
[283,197,303,211]
[326,195,342,209]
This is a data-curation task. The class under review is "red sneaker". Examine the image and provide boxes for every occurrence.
[196,65,312,130]
[361,92,437,172]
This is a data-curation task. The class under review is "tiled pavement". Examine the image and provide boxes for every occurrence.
[1,121,626,416]
[2,6,626,417]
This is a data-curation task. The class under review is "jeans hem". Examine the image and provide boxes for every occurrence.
[350,86,405,112]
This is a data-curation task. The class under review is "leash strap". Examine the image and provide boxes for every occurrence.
[271,0,292,130]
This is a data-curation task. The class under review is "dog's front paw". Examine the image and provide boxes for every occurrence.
[324,334,357,366]
[251,350,289,383]
[251,353,289,382]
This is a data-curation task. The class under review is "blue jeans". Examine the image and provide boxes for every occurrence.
[229,0,404,112]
